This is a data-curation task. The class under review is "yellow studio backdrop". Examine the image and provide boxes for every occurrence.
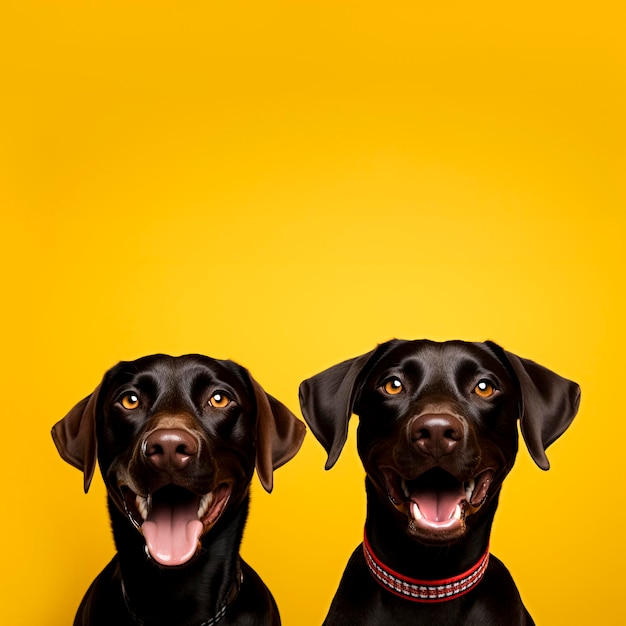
[1,1,624,624]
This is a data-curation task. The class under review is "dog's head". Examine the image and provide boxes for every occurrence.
[52,354,305,566]
[299,339,580,544]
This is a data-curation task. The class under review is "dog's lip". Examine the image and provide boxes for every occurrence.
[118,481,233,565]
[381,466,495,532]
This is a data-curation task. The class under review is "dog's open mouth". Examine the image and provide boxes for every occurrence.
[120,483,232,566]
[381,467,494,540]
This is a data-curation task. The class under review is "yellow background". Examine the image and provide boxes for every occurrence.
[1,1,624,624]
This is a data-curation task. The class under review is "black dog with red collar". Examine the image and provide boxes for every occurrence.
[299,339,580,625]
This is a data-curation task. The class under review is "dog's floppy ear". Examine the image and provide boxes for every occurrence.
[51,384,101,493]
[250,376,306,493]
[488,342,581,470]
[299,341,400,470]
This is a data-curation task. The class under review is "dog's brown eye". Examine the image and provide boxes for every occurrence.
[209,392,231,408]
[383,378,404,395]
[474,380,496,398]
[121,393,140,410]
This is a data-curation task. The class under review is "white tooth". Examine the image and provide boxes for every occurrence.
[465,478,475,501]
[410,502,422,520]
[401,479,410,498]
[198,493,213,518]
[453,504,462,521]
[135,495,150,521]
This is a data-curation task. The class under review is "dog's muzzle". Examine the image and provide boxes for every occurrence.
[114,426,233,567]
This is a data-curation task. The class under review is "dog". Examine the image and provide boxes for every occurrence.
[52,354,305,626]
[299,339,580,625]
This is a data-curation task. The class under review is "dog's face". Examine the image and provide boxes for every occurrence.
[97,355,259,567]
[355,341,522,544]
[299,340,580,545]
[53,354,305,567]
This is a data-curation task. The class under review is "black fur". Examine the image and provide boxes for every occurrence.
[53,354,305,626]
[299,340,580,625]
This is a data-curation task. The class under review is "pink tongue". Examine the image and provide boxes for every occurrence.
[142,498,203,566]
[412,485,464,522]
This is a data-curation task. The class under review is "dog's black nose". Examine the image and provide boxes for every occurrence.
[410,414,463,458]
[144,429,198,470]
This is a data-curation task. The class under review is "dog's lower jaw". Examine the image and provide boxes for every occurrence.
[404,503,467,544]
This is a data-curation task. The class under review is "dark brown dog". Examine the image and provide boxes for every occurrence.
[299,340,580,625]
[53,354,305,626]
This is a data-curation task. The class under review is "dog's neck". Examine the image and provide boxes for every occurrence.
[364,478,499,581]
[363,529,490,603]
[108,492,248,626]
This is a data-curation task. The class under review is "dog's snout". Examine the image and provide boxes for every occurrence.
[144,429,198,471]
[410,414,464,458]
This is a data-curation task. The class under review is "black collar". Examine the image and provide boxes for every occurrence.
[122,562,243,625]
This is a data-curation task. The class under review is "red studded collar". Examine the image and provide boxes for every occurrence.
[363,530,490,603]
